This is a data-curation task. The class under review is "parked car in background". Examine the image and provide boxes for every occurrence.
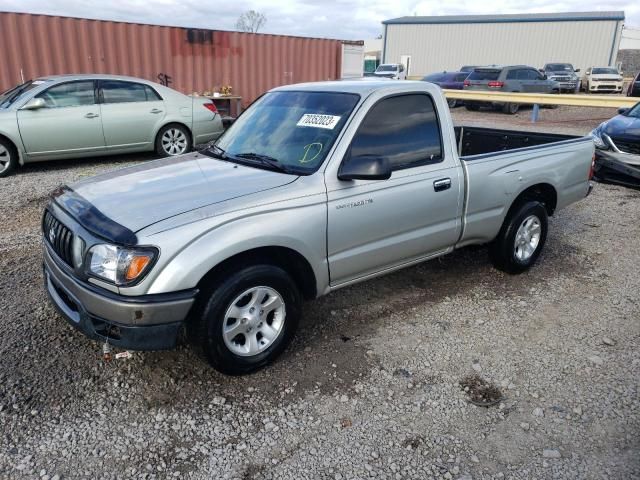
[463,65,559,114]
[422,71,470,107]
[373,64,406,80]
[0,74,224,177]
[41,80,594,374]
[542,63,580,93]
[582,67,624,94]
[628,71,640,97]
[589,101,640,189]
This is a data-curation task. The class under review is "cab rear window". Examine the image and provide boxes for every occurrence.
[468,70,501,81]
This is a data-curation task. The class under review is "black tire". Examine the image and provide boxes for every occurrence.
[155,124,192,157]
[489,201,548,274]
[189,264,302,375]
[447,98,458,108]
[465,103,480,111]
[502,102,519,114]
[0,137,18,178]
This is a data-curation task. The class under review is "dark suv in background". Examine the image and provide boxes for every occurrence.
[463,65,559,114]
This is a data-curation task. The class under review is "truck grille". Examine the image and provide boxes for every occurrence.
[554,76,571,81]
[43,210,74,266]
[611,138,640,155]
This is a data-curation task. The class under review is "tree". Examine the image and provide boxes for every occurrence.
[236,10,266,33]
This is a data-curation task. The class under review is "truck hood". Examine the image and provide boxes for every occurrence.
[53,152,298,240]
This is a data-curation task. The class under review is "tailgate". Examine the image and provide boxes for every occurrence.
[465,68,501,90]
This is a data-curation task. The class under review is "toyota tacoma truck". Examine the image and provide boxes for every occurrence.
[42,81,595,375]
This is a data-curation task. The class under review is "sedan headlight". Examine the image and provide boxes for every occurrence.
[588,126,607,149]
[86,244,158,285]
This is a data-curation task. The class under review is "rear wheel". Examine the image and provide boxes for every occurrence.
[0,138,18,178]
[155,124,192,157]
[447,98,458,108]
[503,102,519,114]
[489,201,548,274]
[190,264,302,375]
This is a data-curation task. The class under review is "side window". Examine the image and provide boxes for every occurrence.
[530,70,543,80]
[506,69,518,80]
[455,73,468,82]
[36,81,95,108]
[349,94,443,171]
[101,80,161,103]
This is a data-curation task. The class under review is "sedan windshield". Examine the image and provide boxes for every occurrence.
[625,102,640,118]
[376,65,397,72]
[0,80,47,108]
[423,73,445,82]
[204,91,360,175]
[592,68,619,75]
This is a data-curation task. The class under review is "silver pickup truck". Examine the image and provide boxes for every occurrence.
[42,81,594,374]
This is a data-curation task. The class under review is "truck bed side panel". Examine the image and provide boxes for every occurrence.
[458,138,594,247]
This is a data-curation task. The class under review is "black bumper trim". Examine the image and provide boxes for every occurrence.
[44,266,186,351]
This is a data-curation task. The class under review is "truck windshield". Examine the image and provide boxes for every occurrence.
[205,91,360,175]
[376,65,397,72]
[592,68,619,75]
[545,64,573,72]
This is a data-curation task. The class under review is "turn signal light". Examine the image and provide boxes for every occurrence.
[125,255,153,281]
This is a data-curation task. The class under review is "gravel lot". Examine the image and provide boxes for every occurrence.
[0,107,639,479]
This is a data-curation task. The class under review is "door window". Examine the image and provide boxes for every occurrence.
[100,80,162,103]
[506,69,519,80]
[349,94,443,171]
[36,81,96,108]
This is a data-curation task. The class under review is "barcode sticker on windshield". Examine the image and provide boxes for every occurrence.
[297,114,341,130]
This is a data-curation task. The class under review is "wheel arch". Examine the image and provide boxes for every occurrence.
[195,246,318,301]
[0,132,22,163]
[508,182,558,218]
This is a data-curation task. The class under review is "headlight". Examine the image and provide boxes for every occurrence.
[588,127,606,149]
[86,244,158,285]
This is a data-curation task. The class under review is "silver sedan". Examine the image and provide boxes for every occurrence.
[0,74,224,177]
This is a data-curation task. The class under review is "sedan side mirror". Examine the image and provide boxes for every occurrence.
[338,154,392,181]
[617,107,629,115]
[575,68,581,73]
[21,97,47,110]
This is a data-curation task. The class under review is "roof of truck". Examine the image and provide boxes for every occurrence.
[271,80,432,95]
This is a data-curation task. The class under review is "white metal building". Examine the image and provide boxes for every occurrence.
[382,11,625,76]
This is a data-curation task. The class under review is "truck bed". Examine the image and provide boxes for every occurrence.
[453,126,594,248]
[454,126,577,158]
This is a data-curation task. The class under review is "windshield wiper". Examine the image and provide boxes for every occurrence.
[204,144,228,160]
[234,153,296,174]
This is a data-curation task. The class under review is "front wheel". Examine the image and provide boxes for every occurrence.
[503,102,519,114]
[489,201,548,274]
[190,264,302,375]
[0,138,18,178]
[155,124,192,157]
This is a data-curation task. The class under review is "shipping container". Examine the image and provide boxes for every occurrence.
[0,12,360,107]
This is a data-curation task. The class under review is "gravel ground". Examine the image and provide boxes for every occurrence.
[0,111,639,480]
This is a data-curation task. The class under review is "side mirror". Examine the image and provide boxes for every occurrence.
[538,69,545,73]
[21,97,47,110]
[575,68,581,73]
[338,154,392,181]
[617,107,629,115]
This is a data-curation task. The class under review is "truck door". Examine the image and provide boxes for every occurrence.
[325,93,462,287]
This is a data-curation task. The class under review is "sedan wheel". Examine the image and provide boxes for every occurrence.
[161,128,188,156]
[0,140,17,178]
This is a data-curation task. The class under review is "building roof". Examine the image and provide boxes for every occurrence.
[383,11,625,25]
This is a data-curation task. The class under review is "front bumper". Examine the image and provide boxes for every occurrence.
[43,246,197,350]
[589,82,623,92]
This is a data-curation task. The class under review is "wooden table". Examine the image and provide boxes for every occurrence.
[204,95,243,118]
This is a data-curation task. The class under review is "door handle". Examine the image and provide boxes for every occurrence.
[84,113,99,119]
[150,108,163,114]
[433,178,451,192]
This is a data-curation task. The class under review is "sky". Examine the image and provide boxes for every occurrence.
[0,0,638,40]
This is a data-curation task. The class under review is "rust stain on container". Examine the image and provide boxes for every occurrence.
[0,12,349,106]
